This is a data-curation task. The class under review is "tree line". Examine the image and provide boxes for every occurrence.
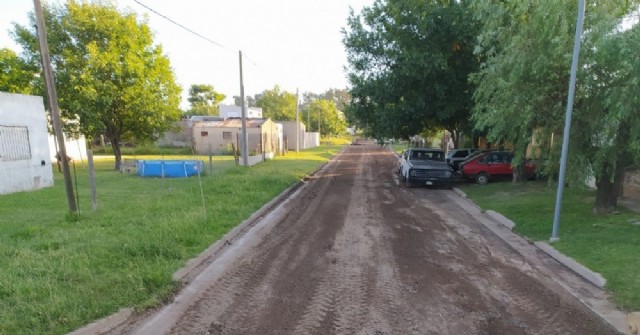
[0,0,348,170]
[184,83,348,136]
[342,0,640,213]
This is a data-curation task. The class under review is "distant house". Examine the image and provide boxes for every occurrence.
[157,119,194,148]
[192,118,281,155]
[0,92,54,195]
[219,105,263,119]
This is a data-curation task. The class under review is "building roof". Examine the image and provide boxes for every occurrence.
[194,118,268,128]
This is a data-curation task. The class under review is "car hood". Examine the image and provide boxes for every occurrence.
[409,160,451,170]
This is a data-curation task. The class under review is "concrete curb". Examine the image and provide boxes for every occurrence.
[452,186,467,198]
[448,188,628,333]
[172,180,305,282]
[535,241,608,288]
[485,210,515,230]
[67,308,133,335]
[451,188,606,288]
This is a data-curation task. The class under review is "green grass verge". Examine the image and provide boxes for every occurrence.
[0,143,344,335]
[460,181,640,311]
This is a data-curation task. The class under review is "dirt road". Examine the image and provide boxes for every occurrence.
[112,142,618,335]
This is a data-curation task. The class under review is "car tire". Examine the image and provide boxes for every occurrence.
[475,172,489,185]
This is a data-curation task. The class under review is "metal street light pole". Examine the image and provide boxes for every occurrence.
[551,0,586,242]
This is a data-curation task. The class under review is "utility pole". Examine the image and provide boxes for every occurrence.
[239,50,249,166]
[33,0,77,214]
[551,0,585,242]
[295,88,300,153]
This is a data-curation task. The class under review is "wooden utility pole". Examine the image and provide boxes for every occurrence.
[33,0,77,214]
[239,51,249,166]
[295,88,300,153]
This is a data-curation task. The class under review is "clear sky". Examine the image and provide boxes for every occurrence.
[0,0,374,108]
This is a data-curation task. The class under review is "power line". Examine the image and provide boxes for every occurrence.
[133,0,234,53]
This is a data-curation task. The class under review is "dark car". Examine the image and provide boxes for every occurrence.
[446,148,479,171]
[399,148,454,188]
[460,150,536,184]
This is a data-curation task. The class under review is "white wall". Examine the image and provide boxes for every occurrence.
[305,132,320,149]
[0,92,54,194]
[219,105,263,118]
[279,121,307,150]
[48,134,87,162]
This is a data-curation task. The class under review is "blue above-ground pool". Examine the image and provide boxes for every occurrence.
[137,160,204,178]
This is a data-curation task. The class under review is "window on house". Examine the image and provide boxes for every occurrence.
[223,131,232,140]
[0,125,32,161]
[201,131,208,137]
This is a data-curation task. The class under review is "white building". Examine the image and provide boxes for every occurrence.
[219,105,263,118]
[0,92,54,195]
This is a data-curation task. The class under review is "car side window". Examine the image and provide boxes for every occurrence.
[453,150,467,158]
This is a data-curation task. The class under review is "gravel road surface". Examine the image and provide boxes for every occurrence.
[109,141,619,335]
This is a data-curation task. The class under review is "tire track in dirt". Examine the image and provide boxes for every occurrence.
[111,143,618,335]
[167,150,353,335]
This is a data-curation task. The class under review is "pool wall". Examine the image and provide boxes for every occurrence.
[137,160,205,178]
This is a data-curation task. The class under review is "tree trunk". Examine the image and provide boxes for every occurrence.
[594,178,619,214]
[512,164,526,183]
[111,139,122,171]
[593,125,629,214]
[473,135,480,148]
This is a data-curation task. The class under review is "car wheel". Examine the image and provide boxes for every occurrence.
[475,172,489,185]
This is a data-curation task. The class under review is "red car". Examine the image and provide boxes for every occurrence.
[460,150,536,184]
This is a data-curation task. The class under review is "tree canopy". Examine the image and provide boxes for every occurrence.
[255,85,297,121]
[187,84,225,116]
[303,99,347,136]
[471,0,640,212]
[12,0,181,169]
[0,48,38,94]
[342,0,479,144]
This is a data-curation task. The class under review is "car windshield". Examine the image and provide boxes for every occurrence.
[411,150,444,161]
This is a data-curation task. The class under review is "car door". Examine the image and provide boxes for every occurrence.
[489,152,512,176]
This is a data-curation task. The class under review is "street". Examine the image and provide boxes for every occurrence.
[110,142,618,335]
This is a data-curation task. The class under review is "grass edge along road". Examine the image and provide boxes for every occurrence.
[0,139,347,335]
[460,182,640,312]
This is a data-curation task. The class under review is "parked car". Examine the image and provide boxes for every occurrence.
[460,150,536,184]
[399,148,454,188]
[446,148,479,171]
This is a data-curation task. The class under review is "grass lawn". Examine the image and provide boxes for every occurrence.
[0,140,347,335]
[460,181,640,312]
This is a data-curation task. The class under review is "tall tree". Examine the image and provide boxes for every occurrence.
[471,1,579,178]
[574,9,640,213]
[255,85,297,120]
[303,99,347,136]
[12,0,181,170]
[343,0,479,144]
[187,84,225,116]
[0,48,38,94]
[471,0,639,211]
